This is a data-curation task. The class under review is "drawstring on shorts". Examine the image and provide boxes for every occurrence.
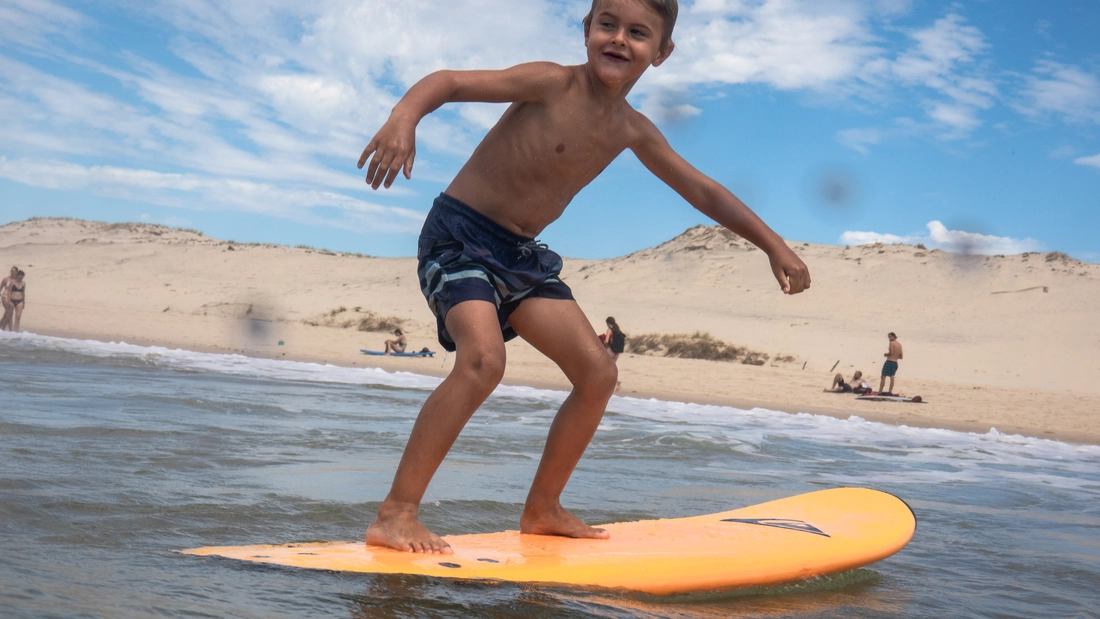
[517,240,548,258]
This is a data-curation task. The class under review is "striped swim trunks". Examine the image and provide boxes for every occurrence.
[881,360,899,377]
[416,193,573,352]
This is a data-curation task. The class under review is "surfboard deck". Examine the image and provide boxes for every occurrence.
[360,349,435,357]
[180,487,915,595]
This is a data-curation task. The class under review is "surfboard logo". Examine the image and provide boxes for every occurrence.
[720,518,830,537]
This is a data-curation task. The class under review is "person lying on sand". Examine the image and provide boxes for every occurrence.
[824,373,853,393]
[356,0,809,554]
[850,370,871,395]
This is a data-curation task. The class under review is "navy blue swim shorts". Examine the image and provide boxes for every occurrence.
[417,193,574,352]
[881,360,899,377]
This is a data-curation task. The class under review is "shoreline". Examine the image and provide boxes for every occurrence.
[4,217,1098,448]
[17,322,1100,447]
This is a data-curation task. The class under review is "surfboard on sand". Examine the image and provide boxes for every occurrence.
[360,349,435,357]
[180,487,915,595]
[856,393,924,403]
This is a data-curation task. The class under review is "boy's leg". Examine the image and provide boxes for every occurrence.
[508,297,617,540]
[366,300,507,553]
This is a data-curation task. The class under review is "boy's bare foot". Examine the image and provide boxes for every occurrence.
[520,502,609,540]
[365,504,453,554]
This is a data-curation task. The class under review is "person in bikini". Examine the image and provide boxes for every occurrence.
[357,0,810,554]
[383,329,407,355]
[1,270,26,332]
[0,266,17,331]
[603,317,626,361]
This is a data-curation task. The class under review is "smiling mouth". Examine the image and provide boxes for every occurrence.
[603,51,629,62]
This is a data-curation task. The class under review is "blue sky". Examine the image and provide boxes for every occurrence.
[2,0,1098,260]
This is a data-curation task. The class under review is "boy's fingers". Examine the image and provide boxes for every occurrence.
[372,152,398,189]
[786,266,810,294]
[383,163,402,188]
[404,149,415,179]
[357,141,377,169]
[365,151,384,185]
[368,151,394,189]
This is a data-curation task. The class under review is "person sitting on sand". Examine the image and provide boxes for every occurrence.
[1,270,26,332]
[0,266,17,331]
[603,317,626,361]
[383,329,407,355]
[850,370,871,395]
[878,332,903,395]
[824,372,853,393]
[603,317,626,391]
[356,0,810,554]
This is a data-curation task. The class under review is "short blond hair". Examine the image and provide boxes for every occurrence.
[583,0,678,50]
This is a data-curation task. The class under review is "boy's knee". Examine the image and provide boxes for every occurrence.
[577,353,617,395]
[457,347,506,388]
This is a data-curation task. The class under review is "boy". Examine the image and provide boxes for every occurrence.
[357,0,810,554]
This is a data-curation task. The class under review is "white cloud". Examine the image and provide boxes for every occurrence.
[1075,153,1100,170]
[836,12,997,149]
[0,0,1075,237]
[1017,61,1100,124]
[840,221,1044,255]
[666,0,880,90]
[0,0,85,49]
[0,157,425,234]
[836,127,882,154]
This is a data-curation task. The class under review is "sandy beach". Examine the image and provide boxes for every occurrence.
[3,217,1098,444]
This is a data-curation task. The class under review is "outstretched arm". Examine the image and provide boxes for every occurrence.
[630,117,811,294]
[358,62,571,189]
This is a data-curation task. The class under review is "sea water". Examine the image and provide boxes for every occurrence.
[1,332,1097,619]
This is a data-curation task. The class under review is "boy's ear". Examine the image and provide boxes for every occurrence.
[652,40,675,67]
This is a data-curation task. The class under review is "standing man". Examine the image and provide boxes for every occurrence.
[878,332,903,395]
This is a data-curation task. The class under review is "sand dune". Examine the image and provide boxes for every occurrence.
[3,217,1098,444]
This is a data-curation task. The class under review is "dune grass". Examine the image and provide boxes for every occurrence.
[626,331,772,365]
[304,306,405,332]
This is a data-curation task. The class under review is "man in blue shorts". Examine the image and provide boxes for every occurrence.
[878,332,903,396]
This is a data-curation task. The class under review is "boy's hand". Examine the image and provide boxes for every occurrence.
[769,248,811,295]
[358,115,417,189]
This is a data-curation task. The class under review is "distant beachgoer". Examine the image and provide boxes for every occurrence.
[0,266,16,330]
[1,270,26,332]
[604,317,625,361]
[603,317,625,392]
[878,333,903,395]
[383,329,407,355]
[850,370,871,394]
[824,373,853,393]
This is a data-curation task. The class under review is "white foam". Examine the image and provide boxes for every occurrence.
[4,331,1098,479]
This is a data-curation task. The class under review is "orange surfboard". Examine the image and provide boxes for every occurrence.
[181,487,915,595]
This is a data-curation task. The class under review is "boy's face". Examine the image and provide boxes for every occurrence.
[584,0,673,89]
